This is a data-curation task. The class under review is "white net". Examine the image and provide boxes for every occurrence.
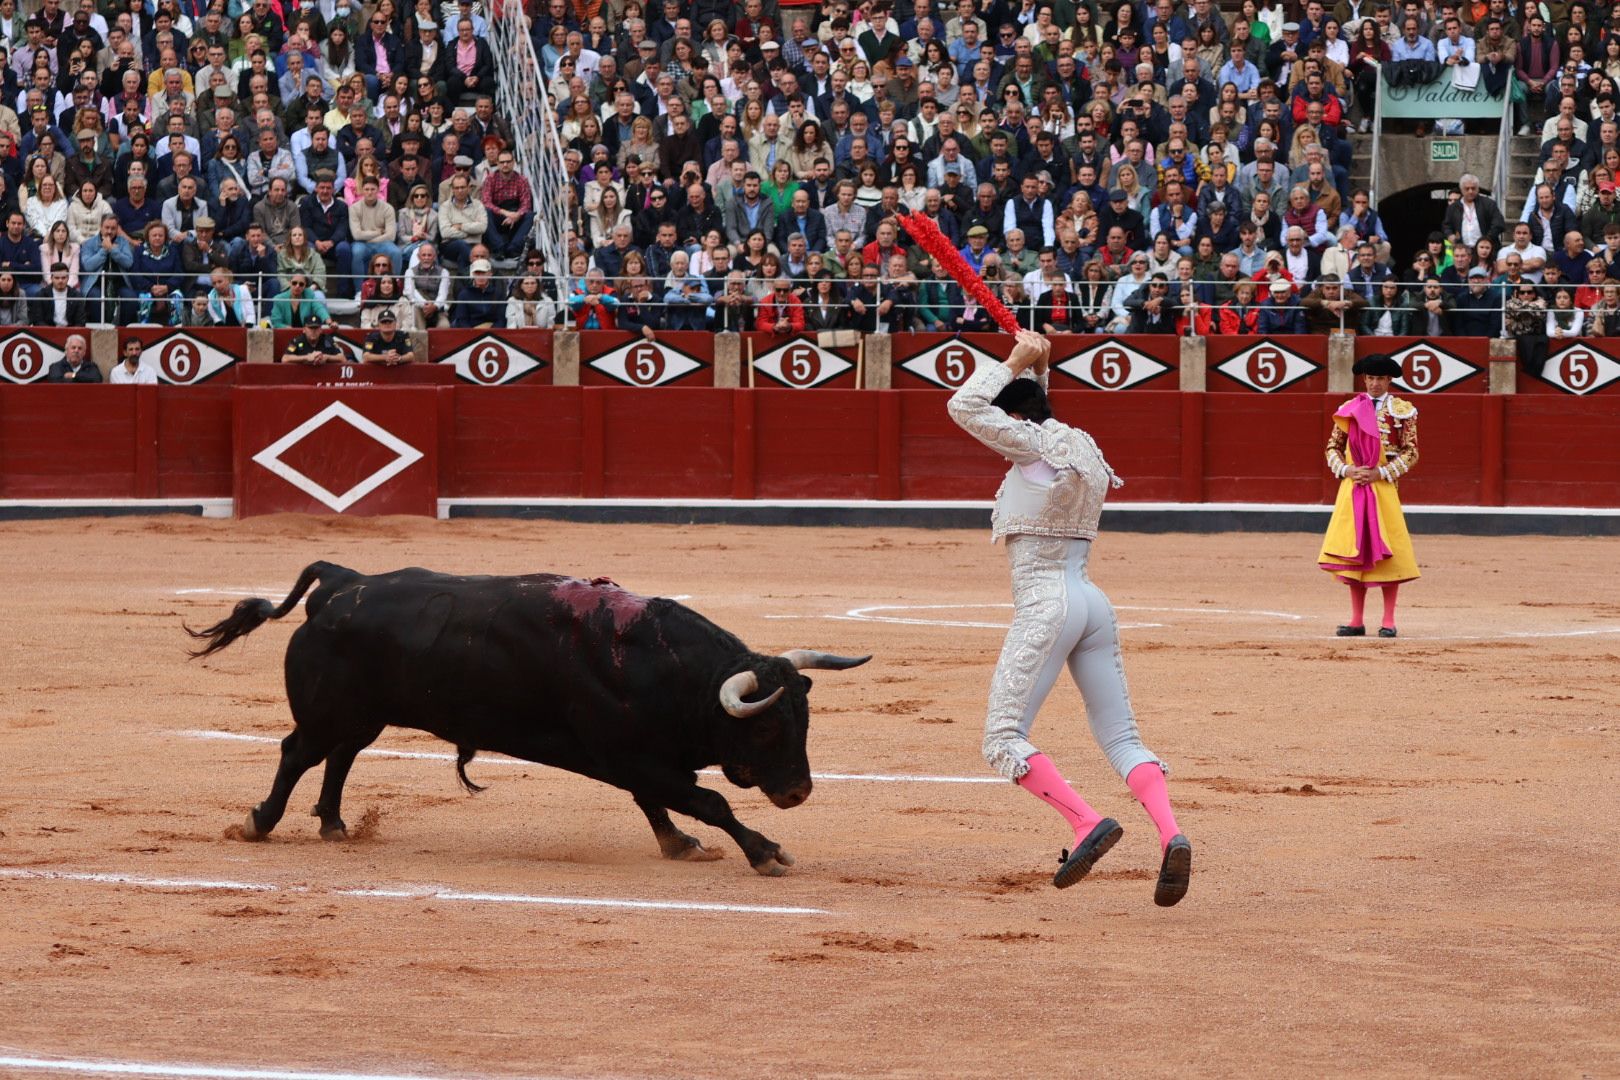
[490,2,572,303]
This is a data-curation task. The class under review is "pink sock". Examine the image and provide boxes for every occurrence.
[1016,753,1102,842]
[1126,762,1182,851]
[1347,581,1368,627]
[1381,584,1400,629]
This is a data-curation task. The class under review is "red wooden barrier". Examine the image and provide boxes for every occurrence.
[233,388,442,516]
[4,333,1620,512]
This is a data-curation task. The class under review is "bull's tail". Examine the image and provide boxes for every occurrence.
[185,562,348,659]
[455,746,487,794]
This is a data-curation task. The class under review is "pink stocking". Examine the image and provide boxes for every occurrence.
[1016,753,1102,843]
[1126,762,1182,851]
[1347,581,1368,627]
[1381,583,1400,630]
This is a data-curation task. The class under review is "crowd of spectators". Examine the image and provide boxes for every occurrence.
[1,0,1614,341]
[0,0,552,330]
[537,0,1618,340]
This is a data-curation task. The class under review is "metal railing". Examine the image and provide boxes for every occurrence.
[491,0,572,306]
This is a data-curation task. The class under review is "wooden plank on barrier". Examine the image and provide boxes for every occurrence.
[753,390,879,499]
[0,387,141,497]
[234,387,440,517]
[157,386,235,498]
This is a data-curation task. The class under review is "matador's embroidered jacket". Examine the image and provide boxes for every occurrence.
[946,364,1124,542]
[1325,394,1420,482]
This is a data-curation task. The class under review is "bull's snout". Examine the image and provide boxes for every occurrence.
[767,779,812,809]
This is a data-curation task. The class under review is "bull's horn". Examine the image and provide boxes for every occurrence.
[719,670,785,718]
[781,650,873,671]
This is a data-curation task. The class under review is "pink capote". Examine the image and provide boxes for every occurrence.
[1321,394,1392,573]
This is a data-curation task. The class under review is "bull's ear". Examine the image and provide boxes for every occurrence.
[800,675,814,692]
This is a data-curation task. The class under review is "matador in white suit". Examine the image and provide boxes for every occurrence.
[947,331,1191,906]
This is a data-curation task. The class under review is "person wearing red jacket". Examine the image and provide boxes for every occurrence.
[1218,278,1263,334]
[755,277,805,333]
[1291,71,1344,129]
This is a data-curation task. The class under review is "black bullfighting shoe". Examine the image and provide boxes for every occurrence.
[1154,834,1193,907]
[1336,625,1367,636]
[1378,627,1398,638]
[1053,817,1123,889]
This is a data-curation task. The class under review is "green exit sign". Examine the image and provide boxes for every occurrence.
[1431,140,1461,162]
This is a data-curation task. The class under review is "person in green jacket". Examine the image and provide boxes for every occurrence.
[269,273,333,328]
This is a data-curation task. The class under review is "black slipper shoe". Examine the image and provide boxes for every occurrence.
[1053,818,1122,889]
[1336,625,1366,637]
[1378,627,1397,638]
[1155,834,1192,907]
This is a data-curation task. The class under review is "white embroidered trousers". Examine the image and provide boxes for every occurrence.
[982,536,1163,783]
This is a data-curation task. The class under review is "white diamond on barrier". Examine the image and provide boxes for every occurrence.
[440,334,543,385]
[1389,342,1480,393]
[588,340,704,386]
[0,332,64,384]
[752,340,853,387]
[250,402,425,513]
[1056,339,1172,390]
[1213,341,1319,392]
[1541,345,1620,396]
[898,339,1001,388]
[141,331,238,385]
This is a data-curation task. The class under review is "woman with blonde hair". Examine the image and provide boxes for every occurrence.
[617,115,658,169]
[1288,123,1322,171]
[396,184,438,264]
[343,153,389,204]
[1114,162,1151,220]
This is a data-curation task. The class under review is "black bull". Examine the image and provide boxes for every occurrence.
[187,562,870,875]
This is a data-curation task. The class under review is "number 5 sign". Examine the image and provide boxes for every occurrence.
[752,338,855,388]
[1389,342,1481,393]
[1541,344,1620,395]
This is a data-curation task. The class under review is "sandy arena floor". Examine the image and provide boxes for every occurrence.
[0,516,1617,1079]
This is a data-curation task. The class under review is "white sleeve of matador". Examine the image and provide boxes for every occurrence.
[948,363,1122,544]
[946,363,1049,465]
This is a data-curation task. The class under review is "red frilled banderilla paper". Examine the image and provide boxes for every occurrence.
[894,209,1021,335]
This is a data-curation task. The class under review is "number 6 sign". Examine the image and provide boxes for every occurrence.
[0,332,63,384]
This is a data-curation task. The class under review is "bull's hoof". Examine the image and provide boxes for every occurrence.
[750,849,796,877]
[667,839,724,862]
[231,812,267,842]
[319,822,349,842]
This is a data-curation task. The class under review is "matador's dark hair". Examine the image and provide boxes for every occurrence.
[991,378,1052,424]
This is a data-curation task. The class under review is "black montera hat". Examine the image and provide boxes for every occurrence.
[990,376,1052,423]
[1353,353,1402,376]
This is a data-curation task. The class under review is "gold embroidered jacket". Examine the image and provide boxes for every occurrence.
[1325,395,1419,483]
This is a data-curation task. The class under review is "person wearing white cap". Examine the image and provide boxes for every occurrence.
[452,258,503,328]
